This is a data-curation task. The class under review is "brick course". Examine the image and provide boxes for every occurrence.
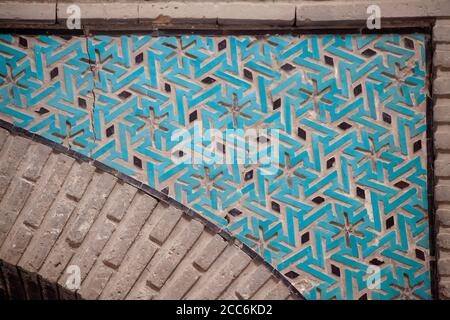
[434,18,450,300]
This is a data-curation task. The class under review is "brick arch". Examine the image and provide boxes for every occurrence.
[0,127,300,300]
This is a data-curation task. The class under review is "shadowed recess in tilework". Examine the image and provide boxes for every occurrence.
[0,33,430,300]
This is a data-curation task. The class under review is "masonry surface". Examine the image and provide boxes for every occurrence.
[0,128,299,300]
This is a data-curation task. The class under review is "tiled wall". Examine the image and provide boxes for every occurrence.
[0,33,431,299]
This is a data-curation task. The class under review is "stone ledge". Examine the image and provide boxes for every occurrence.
[0,1,448,27]
[57,2,139,23]
[0,1,56,23]
[138,2,295,25]
[297,0,450,26]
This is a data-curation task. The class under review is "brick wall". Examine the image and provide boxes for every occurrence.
[0,128,300,300]
[434,19,450,300]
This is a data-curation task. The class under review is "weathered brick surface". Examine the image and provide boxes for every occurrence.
[0,224,33,265]
[102,192,157,269]
[78,263,115,299]
[194,234,227,271]
[147,202,182,245]
[101,237,157,299]
[235,264,273,299]
[439,257,450,276]
[104,182,137,222]
[434,74,450,96]
[66,172,117,247]
[435,125,450,151]
[0,178,34,244]
[22,153,75,229]
[435,20,450,43]
[0,153,74,268]
[64,162,95,201]
[437,206,450,227]
[435,99,450,124]
[0,133,299,300]
[40,172,116,283]
[434,45,450,69]
[441,278,450,299]
[155,265,201,300]
[256,279,291,300]
[435,21,450,299]
[146,219,204,289]
[20,198,76,272]
[187,248,252,300]
[20,143,52,182]
[0,135,30,199]
[436,179,450,204]
[436,154,450,177]
[438,232,450,250]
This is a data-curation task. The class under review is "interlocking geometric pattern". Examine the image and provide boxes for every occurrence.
[0,33,430,299]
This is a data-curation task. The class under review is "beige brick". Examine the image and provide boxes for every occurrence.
[0,135,30,199]
[59,218,116,287]
[438,232,450,250]
[0,224,33,265]
[437,205,450,227]
[434,73,450,95]
[264,282,290,300]
[156,265,200,300]
[64,162,95,201]
[103,192,157,269]
[0,178,34,244]
[194,234,227,271]
[101,239,157,299]
[20,143,52,182]
[22,153,74,229]
[125,274,156,300]
[435,125,450,150]
[78,263,114,299]
[104,182,137,222]
[148,202,182,245]
[66,172,117,247]
[190,249,251,300]
[19,198,76,271]
[435,20,450,43]
[436,153,450,177]
[146,219,204,289]
[434,45,450,68]
[255,279,291,300]
[436,179,450,202]
[434,99,450,123]
[235,264,272,299]
[41,172,116,282]
[439,257,450,276]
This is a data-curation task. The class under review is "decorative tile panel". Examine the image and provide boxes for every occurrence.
[0,33,430,299]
